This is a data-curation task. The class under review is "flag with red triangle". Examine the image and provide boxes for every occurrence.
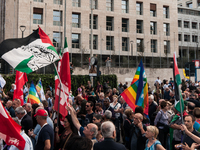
[54,38,71,117]
[0,102,25,150]
[13,71,28,105]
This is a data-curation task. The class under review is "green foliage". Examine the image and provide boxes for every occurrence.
[2,74,117,96]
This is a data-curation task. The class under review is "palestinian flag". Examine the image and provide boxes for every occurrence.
[173,52,184,112]
[0,27,60,74]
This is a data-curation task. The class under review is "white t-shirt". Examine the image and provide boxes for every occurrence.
[110,102,121,118]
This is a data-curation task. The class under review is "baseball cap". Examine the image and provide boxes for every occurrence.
[34,109,48,117]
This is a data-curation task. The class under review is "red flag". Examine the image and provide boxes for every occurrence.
[0,102,25,150]
[54,38,70,117]
[13,71,28,105]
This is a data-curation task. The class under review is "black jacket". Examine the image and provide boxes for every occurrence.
[21,114,33,134]
[94,138,126,150]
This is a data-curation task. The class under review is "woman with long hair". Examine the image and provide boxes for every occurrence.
[55,115,78,150]
[154,101,169,148]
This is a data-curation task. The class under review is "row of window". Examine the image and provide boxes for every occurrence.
[53,32,170,53]
[178,34,199,43]
[33,8,171,35]
[34,0,62,5]
[34,0,170,18]
[178,20,200,29]
[178,8,200,16]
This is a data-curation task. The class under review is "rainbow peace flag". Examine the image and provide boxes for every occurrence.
[121,60,149,115]
[36,79,45,101]
[27,81,41,104]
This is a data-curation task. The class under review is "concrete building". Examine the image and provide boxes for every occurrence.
[0,0,178,74]
[177,0,200,68]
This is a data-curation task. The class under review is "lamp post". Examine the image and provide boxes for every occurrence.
[20,25,26,38]
[197,42,199,60]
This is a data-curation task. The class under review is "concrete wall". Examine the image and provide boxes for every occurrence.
[73,66,199,87]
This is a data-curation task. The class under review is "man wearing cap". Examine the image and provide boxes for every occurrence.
[34,109,54,150]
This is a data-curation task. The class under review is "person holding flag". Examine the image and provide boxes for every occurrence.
[170,52,187,150]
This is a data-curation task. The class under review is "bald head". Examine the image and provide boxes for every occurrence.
[6,100,12,109]
[12,99,21,110]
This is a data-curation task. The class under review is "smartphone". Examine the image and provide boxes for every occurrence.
[177,145,182,148]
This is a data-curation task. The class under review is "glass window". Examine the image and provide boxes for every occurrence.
[137,20,143,33]
[163,23,170,36]
[163,6,169,18]
[151,40,157,53]
[187,3,192,8]
[72,13,80,28]
[33,8,43,24]
[106,16,114,31]
[178,20,182,27]
[150,22,156,35]
[164,41,170,54]
[122,0,128,13]
[53,10,62,26]
[89,15,98,29]
[192,35,198,42]
[184,34,190,42]
[184,21,189,28]
[72,34,80,48]
[89,35,98,49]
[150,4,156,17]
[136,2,143,15]
[137,39,144,52]
[192,22,197,29]
[106,0,113,11]
[106,36,114,50]
[122,18,128,32]
[90,0,97,9]
[33,0,43,2]
[72,0,80,7]
[178,34,182,41]
[53,0,62,5]
[122,37,128,51]
[53,32,62,47]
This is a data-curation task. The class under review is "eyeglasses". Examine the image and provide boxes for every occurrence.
[93,118,96,121]
[86,105,90,107]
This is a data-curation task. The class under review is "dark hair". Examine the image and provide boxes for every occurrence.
[188,102,195,110]
[42,100,48,107]
[95,122,102,131]
[95,103,102,108]
[32,103,39,114]
[193,108,200,118]
[135,106,144,115]
[65,115,78,135]
[93,114,102,121]
[65,136,92,150]
[160,101,167,109]
[185,115,195,122]
[87,101,94,107]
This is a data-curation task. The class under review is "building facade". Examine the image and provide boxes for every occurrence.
[177,0,200,68]
[0,0,178,73]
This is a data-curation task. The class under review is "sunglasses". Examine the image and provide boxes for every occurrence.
[86,105,90,107]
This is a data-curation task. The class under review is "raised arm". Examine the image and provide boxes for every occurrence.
[181,124,200,144]
[66,105,81,131]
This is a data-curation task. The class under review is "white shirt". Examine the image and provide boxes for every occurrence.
[110,102,121,118]
[9,130,33,150]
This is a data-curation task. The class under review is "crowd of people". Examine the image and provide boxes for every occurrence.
[1,77,200,150]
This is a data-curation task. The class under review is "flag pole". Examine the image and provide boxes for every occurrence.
[53,63,68,104]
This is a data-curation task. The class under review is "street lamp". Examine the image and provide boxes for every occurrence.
[197,42,199,60]
[130,41,134,67]
[20,25,26,38]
